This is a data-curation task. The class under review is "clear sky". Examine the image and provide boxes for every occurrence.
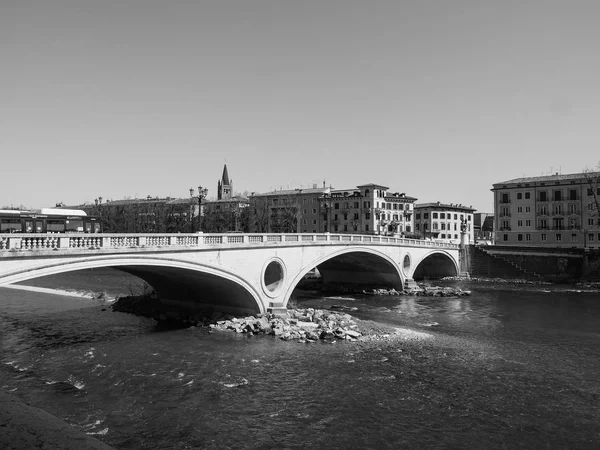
[2,0,599,213]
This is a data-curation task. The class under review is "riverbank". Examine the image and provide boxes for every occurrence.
[0,389,114,450]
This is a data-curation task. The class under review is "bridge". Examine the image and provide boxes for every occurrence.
[0,233,463,315]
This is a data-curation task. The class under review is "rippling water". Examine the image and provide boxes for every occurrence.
[1,270,600,449]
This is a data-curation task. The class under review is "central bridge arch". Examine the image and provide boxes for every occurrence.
[282,247,404,306]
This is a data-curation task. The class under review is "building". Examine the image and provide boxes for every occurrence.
[65,196,197,233]
[474,212,494,243]
[414,202,476,244]
[250,182,417,235]
[491,172,600,248]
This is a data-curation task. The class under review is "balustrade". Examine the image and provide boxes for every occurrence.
[0,232,460,254]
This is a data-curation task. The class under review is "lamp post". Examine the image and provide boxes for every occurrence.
[197,185,208,232]
[189,188,195,232]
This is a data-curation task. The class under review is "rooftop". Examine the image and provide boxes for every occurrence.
[415,202,476,212]
[493,171,600,187]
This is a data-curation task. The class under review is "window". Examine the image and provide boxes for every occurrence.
[589,218,595,226]
[334,214,338,220]
[556,233,562,241]
[539,205,548,215]
[503,234,508,241]
[365,213,371,219]
[312,219,317,225]
[588,233,594,242]
[525,192,531,199]
[553,190,562,201]
[518,234,523,241]
[302,219,307,225]
[354,213,359,220]
[539,191,547,201]
[525,206,531,213]
[517,206,523,213]
[541,233,547,241]
[354,202,359,208]
[424,213,429,219]
[502,193,509,203]
[343,214,348,220]
[569,189,577,200]
[571,233,578,242]
[416,213,421,220]
[517,220,523,226]
[312,208,317,214]
[517,193,522,199]
[365,224,369,231]
[432,213,438,219]
[526,234,531,241]
[569,204,577,214]
[303,209,307,215]
[334,203,339,210]
[344,225,348,231]
[540,219,548,229]
[454,214,458,220]
[433,222,438,230]
[526,220,531,227]
[440,213,445,219]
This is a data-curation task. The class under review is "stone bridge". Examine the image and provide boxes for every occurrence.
[0,233,462,315]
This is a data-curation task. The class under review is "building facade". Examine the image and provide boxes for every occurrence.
[414,202,476,244]
[491,172,600,248]
[474,212,494,243]
[250,183,417,235]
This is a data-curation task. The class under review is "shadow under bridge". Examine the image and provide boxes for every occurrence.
[411,251,458,280]
[315,250,403,291]
[117,264,262,316]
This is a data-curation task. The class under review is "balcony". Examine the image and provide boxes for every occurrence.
[536,226,549,230]
[499,227,511,231]
[499,199,511,204]
[499,212,511,217]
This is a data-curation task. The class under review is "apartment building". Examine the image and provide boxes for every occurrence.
[414,202,476,244]
[251,182,417,235]
[491,172,600,248]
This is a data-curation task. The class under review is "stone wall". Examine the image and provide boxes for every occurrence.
[468,246,600,283]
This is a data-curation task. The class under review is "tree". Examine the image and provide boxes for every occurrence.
[583,161,600,227]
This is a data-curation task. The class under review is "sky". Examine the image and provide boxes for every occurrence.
[2,0,600,213]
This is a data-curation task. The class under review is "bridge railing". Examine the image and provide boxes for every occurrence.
[0,233,460,253]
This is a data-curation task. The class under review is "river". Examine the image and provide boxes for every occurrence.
[1,269,599,449]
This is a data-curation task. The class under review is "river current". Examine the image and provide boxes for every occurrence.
[1,269,599,449]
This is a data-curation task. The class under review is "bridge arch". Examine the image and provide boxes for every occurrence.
[411,250,459,280]
[282,247,404,307]
[1,256,264,315]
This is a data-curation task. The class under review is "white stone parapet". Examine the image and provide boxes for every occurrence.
[0,233,459,254]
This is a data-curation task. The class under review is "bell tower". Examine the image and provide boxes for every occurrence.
[217,164,232,200]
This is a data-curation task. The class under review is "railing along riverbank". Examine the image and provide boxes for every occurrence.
[0,233,459,253]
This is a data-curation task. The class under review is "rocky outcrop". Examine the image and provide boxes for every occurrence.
[204,308,363,342]
[111,296,363,342]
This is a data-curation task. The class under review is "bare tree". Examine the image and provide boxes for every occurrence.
[583,161,600,227]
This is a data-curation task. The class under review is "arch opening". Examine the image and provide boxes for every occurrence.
[2,259,263,316]
[310,250,403,293]
[412,252,458,280]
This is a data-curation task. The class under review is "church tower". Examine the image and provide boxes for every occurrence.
[217,164,232,200]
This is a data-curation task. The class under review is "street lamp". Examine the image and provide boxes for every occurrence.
[197,185,209,232]
[189,188,195,232]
